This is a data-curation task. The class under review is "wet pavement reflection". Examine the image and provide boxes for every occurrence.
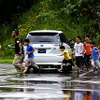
[0,63,100,100]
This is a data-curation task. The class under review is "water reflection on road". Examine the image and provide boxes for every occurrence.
[0,63,100,100]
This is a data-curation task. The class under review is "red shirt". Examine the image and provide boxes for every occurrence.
[84,41,91,55]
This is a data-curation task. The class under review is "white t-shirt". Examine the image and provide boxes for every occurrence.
[74,92,83,100]
[74,42,84,57]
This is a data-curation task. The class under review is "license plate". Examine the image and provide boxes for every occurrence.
[38,49,46,53]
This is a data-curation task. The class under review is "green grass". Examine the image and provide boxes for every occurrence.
[0,59,13,63]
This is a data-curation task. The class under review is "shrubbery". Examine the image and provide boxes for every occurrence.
[0,0,99,59]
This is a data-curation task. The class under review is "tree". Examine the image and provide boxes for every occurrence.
[0,0,38,25]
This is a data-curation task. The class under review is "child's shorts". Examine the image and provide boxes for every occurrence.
[91,60,100,68]
[62,59,74,66]
[76,56,84,68]
[25,58,37,67]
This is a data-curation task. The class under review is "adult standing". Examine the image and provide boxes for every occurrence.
[9,29,24,73]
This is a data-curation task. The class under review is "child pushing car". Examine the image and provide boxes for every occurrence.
[58,46,77,73]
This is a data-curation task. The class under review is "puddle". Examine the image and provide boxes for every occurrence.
[0,63,100,100]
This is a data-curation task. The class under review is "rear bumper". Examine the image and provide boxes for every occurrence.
[36,62,61,66]
[24,54,63,66]
[24,54,64,66]
[36,63,61,69]
[35,54,63,66]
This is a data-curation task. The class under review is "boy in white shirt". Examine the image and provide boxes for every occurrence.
[74,36,84,73]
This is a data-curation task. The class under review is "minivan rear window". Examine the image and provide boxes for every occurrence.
[27,33,61,42]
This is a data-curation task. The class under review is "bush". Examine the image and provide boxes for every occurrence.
[0,0,99,59]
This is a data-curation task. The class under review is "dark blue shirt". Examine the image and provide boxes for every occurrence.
[26,45,35,58]
[91,47,99,60]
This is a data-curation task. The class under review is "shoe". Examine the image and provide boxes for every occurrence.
[23,73,28,76]
[58,69,63,72]
[93,71,97,74]
[78,70,83,74]
[38,68,41,74]
[93,68,98,74]
[23,67,29,74]
[24,70,29,74]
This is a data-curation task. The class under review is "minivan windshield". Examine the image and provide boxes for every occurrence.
[27,33,61,43]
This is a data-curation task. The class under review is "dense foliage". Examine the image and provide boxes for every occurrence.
[0,0,99,59]
[0,0,38,24]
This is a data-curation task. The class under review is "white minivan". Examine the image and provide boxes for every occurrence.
[24,30,71,70]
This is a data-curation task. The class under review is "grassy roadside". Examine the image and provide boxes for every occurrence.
[0,59,13,63]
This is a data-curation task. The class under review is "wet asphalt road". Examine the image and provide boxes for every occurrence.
[0,63,100,100]
[0,63,71,100]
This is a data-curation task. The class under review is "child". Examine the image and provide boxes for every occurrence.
[90,42,100,74]
[98,44,100,60]
[58,46,74,72]
[74,36,84,73]
[24,39,40,74]
[69,39,76,60]
[84,35,92,70]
